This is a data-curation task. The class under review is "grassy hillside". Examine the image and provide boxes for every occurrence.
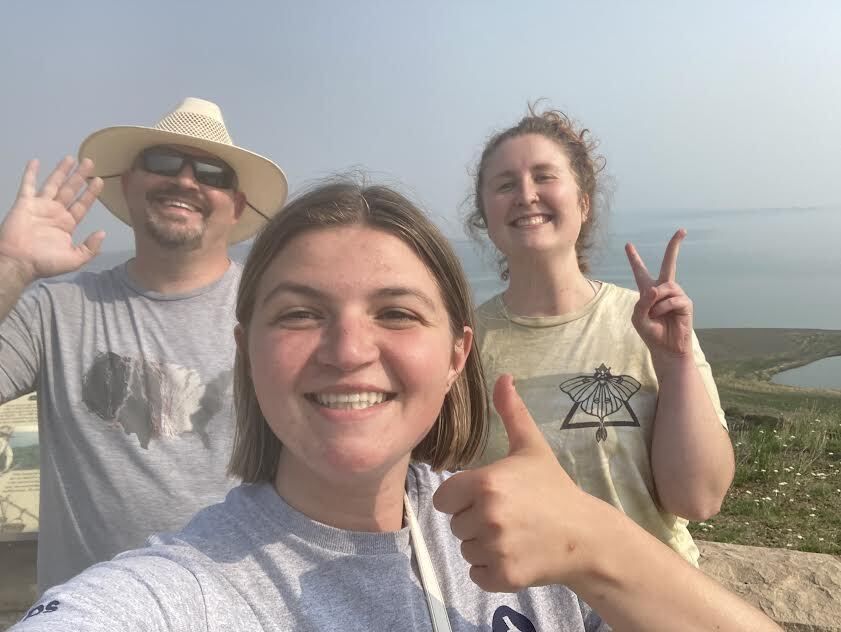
[690,328,841,555]
[696,328,841,370]
[697,328,841,415]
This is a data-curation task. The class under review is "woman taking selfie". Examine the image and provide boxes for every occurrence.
[467,107,735,566]
[13,175,774,631]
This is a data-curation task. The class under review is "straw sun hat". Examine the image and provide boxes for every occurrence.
[78,97,288,244]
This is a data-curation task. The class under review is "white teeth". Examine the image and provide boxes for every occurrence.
[160,199,198,212]
[514,215,550,227]
[313,392,387,410]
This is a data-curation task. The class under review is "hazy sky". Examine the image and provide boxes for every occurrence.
[1,0,839,251]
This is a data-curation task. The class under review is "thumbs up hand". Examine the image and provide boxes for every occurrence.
[433,374,599,593]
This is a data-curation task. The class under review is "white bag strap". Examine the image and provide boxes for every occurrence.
[405,493,453,632]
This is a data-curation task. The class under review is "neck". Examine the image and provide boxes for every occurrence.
[274,454,410,532]
[504,250,596,317]
[127,241,231,294]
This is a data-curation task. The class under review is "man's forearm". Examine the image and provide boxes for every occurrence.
[0,253,35,323]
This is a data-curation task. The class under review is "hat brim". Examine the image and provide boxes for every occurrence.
[79,126,288,244]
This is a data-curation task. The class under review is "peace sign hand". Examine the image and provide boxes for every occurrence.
[433,375,598,593]
[0,157,105,283]
[625,229,694,359]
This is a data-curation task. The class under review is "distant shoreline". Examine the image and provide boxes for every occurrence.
[697,327,841,376]
[694,327,841,416]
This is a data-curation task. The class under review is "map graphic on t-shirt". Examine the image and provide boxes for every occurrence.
[82,351,232,449]
[558,363,642,442]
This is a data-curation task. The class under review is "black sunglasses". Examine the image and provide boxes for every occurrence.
[135,146,237,189]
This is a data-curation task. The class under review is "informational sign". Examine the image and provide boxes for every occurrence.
[0,393,39,541]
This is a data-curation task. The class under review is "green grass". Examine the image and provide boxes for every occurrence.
[688,408,841,555]
[688,329,841,555]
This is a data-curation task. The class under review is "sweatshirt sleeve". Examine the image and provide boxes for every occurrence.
[9,555,208,632]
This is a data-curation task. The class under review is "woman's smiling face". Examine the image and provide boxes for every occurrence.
[240,224,471,485]
[481,133,587,262]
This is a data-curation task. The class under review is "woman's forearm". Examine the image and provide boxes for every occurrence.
[650,354,735,520]
[568,498,781,632]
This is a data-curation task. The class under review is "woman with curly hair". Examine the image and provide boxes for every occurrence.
[467,107,735,566]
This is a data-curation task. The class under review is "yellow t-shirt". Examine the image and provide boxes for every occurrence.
[473,283,728,566]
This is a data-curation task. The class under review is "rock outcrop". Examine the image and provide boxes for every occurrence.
[698,541,841,631]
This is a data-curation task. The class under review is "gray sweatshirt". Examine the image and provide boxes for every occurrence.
[11,463,609,631]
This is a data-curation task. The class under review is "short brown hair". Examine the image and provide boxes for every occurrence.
[228,179,489,482]
[466,104,608,277]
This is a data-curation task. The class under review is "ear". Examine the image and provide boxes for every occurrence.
[580,194,591,223]
[446,326,473,391]
[233,192,247,221]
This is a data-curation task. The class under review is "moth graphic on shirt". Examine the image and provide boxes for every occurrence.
[558,363,641,442]
[82,351,232,449]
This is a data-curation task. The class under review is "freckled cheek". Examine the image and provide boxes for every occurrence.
[390,342,453,394]
[248,331,318,392]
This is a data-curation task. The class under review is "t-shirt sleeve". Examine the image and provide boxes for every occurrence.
[8,555,207,632]
[0,286,45,404]
[691,330,729,431]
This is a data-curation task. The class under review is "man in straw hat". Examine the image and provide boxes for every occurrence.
[0,97,287,592]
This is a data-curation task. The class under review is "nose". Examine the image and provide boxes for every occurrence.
[173,162,200,189]
[316,313,379,371]
[515,176,538,207]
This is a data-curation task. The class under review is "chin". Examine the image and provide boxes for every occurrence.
[144,214,206,247]
[321,446,409,480]
[512,236,574,257]
[148,226,205,249]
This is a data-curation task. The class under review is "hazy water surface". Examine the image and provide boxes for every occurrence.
[459,205,841,330]
[771,355,841,390]
[85,205,841,330]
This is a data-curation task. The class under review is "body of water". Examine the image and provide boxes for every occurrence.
[457,205,841,330]
[84,205,841,330]
[771,355,841,391]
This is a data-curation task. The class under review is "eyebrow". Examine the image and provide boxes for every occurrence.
[260,281,438,311]
[490,163,562,181]
[376,287,437,310]
[260,282,323,307]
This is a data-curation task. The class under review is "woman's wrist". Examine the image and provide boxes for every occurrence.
[649,349,696,382]
[555,493,634,592]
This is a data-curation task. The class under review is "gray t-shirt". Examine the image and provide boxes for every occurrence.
[11,463,609,631]
[0,261,242,592]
